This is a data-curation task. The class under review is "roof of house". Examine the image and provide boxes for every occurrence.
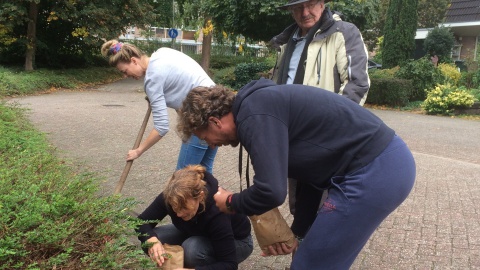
[444,0,480,23]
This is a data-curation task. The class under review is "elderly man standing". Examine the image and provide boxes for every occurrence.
[270,0,371,228]
[176,79,415,269]
[270,0,370,102]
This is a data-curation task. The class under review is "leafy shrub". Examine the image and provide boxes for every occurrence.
[469,88,480,100]
[127,39,167,56]
[368,66,399,79]
[459,69,480,89]
[422,84,476,115]
[438,63,461,85]
[207,55,272,70]
[423,26,455,63]
[212,66,236,88]
[233,62,272,89]
[0,103,153,269]
[396,57,442,101]
[367,77,412,107]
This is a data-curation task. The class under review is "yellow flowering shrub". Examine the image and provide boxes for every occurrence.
[72,27,88,38]
[47,11,58,22]
[422,84,475,115]
[202,20,214,36]
[438,63,461,85]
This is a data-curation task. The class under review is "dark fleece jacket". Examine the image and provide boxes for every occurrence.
[230,78,394,236]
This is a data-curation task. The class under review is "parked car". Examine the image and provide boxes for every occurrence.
[368,59,382,69]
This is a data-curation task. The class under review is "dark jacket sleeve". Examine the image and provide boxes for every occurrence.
[338,21,370,104]
[232,114,289,215]
[136,194,168,252]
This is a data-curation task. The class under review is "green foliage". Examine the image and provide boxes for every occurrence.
[422,84,476,115]
[0,0,158,68]
[396,57,442,101]
[152,1,174,27]
[125,39,170,56]
[329,0,380,31]
[469,88,480,101]
[417,0,451,28]
[368,66,399,79]
[233,62,272,89]
[0,102,154,269]
[204,0,292,41]
[423,26,455,63]
[0,67,122,96]
[459,70,480,90]
[212,66,236,87]
[208,54,275,88]
[382,0,419,68]
[401,100,423,111]
[367,74,412,107]
[329,0,381,50]
[372,36,384,63]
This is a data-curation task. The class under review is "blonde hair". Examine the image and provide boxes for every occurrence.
[163,165,208,214]
[100,39,146,67]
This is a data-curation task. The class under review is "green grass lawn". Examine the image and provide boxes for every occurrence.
[0,66,123,97]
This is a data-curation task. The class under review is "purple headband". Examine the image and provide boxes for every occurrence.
[108,43,123,56]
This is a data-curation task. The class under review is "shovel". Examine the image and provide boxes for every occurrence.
[114,98,151,194]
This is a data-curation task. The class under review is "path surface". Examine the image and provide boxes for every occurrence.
[8,78,480,269]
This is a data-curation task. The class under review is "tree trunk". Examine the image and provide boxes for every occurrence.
[201,17,212,74]
[25,1,38,71]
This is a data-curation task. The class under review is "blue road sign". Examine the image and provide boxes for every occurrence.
[168,28,178,39]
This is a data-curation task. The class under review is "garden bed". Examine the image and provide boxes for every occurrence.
[453,101,480,115]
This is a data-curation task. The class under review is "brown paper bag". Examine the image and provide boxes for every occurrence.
[160,244,184,270]
[249,207,296,254]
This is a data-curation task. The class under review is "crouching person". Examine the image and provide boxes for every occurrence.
[136,165,253,269]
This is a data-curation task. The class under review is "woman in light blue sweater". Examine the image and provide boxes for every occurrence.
[101,40,217,173]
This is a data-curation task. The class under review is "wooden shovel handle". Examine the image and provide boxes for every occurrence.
[114,102,152,194]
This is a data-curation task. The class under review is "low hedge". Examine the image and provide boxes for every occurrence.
[0,102,152,269]
[233,62,272,89]
[367,77,413,107]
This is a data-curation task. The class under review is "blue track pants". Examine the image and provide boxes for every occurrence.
[291,135,416,270]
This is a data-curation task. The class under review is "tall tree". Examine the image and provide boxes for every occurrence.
[201,0,383,51]
[329,0,381,51]
[382,0,419,68]
[200,17,213,71]
[0,0,158,69]
[417,0,450,28]
[151,0,174,27]
[25,1,38,71]
[176,0,211,71]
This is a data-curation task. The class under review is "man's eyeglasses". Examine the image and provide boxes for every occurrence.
[288,1,320,13]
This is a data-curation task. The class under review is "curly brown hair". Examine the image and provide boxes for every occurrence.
[177,85,236,142]
[163,165,208,214]
[100,39,146,67]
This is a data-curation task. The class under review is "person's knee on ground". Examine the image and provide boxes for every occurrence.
[182,236,216,267]
[235,235,254,263]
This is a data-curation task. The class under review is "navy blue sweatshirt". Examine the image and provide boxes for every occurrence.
[136,172,251,270]
[230,78,395,237]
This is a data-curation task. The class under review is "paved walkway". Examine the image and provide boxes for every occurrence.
[9,78,480,269]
